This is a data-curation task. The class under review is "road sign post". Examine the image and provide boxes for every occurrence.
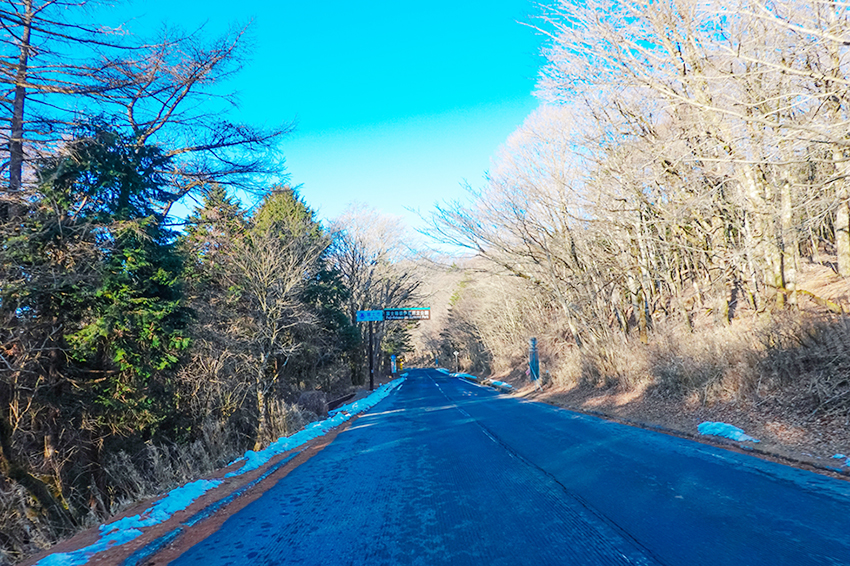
[529,337,541,390]
[356,308,430,389]
[356,311,384,391]
[369,320,374,391]
[356,310,384,322]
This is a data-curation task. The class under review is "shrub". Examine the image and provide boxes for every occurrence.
[0,482,58,564]
[297,391,328,419]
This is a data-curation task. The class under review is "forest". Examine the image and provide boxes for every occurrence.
[427,0,850,460]
[0,1,421,561]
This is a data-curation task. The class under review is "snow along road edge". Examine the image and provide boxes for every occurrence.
[33,377,407,566]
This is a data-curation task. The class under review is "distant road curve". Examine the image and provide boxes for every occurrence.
[169,368,850,566]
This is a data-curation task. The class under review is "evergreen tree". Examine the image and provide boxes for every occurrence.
[182,184,248,286]
[0,122,189,524]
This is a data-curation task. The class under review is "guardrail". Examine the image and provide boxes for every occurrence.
[327,392,356,412]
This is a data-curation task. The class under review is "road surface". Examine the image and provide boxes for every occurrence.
[170,368,850,565]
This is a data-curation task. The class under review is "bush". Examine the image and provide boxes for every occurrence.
[0,482,58,565]
[297,391,328,419]
[262,400,311,446]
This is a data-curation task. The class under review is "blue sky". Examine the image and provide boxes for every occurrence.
[113,0,546,228]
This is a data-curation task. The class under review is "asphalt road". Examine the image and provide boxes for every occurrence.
[170,368,850,566]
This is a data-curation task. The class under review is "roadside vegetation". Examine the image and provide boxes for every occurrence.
[5,0,850,562]
[0,3,421,563]
[426,0,850,459]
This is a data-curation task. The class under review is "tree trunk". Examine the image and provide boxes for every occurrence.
[743,214,760,311]
[7,0,34,203]
[739,164,785,307]
[836,193,850,277]
[780,170,798,306]
[638,288,649,344]
[626,272,648,344]
[826,11,850,278]
[254,385,266,451]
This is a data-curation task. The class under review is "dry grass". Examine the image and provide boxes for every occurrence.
[101,419,246,514]
[541,312,850,416]
[646,324,762,403]
[262,400,314,447]
[755,314,850,416]
[1,403,316,564]
[0,483,57,566]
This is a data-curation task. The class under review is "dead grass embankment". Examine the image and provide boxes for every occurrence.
[492,269,850,476]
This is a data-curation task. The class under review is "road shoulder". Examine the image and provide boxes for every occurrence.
[22,418,359,566]
[516,381,850,482]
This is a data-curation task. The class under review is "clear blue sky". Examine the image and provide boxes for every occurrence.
[113,0,546,228]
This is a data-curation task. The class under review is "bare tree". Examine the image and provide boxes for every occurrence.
[429,0,850,380]
[100,25,293,213]
[226,224,325,449]
[0,2,291,219]
[329,204,423,381]
[0,0,131,214]
[537,0,850,278]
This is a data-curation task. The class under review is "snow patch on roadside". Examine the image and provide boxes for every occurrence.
[452,373,513,391]
[698,422,760,443]
[832,454,850,467]
[36,529,143,566]
[35,479,221,566]
[453,372,478,381]
[35,379,405,566]
[100,479,222,534]
[226,377,405,477]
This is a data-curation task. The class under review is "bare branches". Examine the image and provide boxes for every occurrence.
[431,0,850,361]
[0,4,292,220]
[329,204,424,382]
[103,24,292,202]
